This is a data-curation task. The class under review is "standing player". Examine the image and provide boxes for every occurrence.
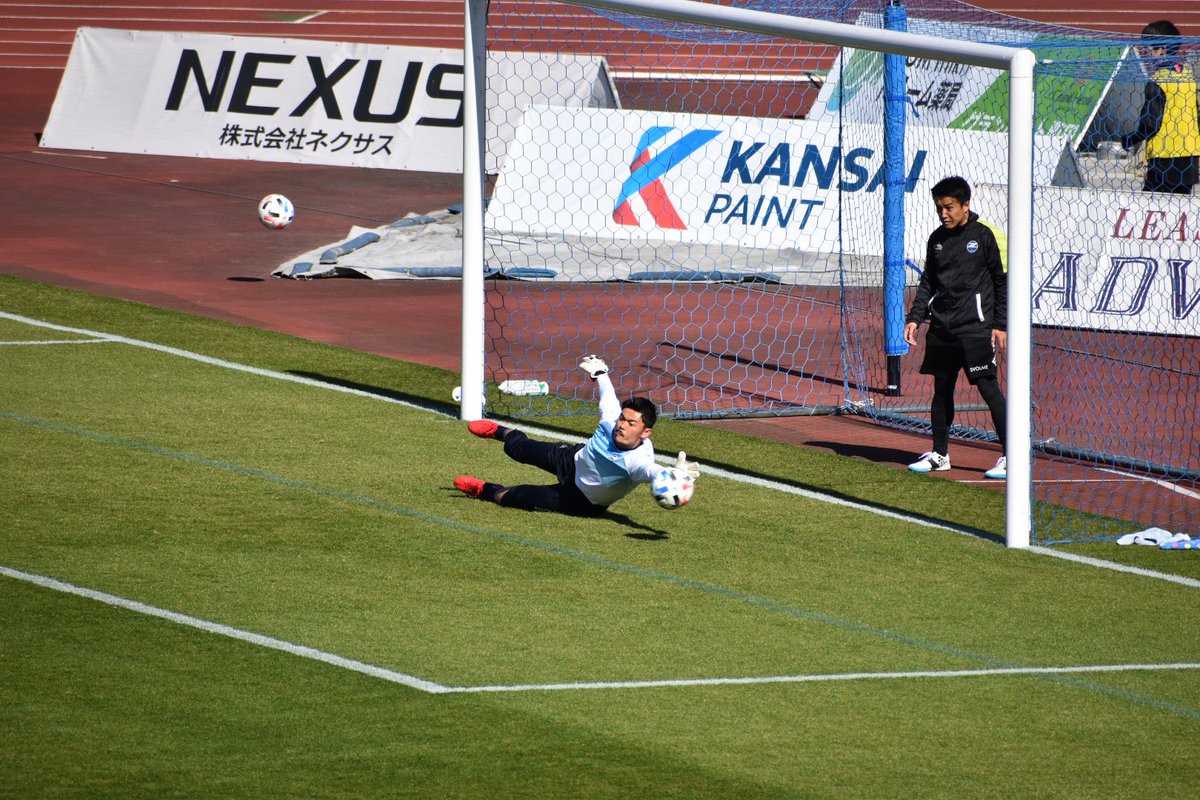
[904,176,1008,480]
[454,355,698,515]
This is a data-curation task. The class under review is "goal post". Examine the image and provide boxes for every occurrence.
[462,0,1036,548]
[460,0,488,424]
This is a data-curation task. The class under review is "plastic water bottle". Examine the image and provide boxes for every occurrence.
[498,380,549,396]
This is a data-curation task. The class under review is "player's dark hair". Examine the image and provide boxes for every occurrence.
[1142,20,1182,56]
[623,396,657,429]
[930,175,971,204]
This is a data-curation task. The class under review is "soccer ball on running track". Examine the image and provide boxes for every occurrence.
[650,467,694,510]
[257,194,295,229]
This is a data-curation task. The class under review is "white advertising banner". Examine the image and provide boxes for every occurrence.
[40,27,617,173]
[488,105,1069,255]
[487,106,1197,338]
[1016,187,1198,338]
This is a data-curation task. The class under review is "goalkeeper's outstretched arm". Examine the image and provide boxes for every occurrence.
[579,355,620,422]
[595,374,620,423]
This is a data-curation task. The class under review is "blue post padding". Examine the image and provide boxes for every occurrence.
[403,266,464,278]
[447,197,487,214]
[883,1,909,357]
[628,270,782,284]
[319,232,381,264]
[287,262,315,277]
[386,215,438,229]
[500,267,559,279]
[401,266,502,279]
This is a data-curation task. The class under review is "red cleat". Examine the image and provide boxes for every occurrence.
[467,419,501,439]
[454,475,486,497]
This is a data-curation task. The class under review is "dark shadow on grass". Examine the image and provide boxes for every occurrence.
[695,459,1005,546]
[625,531,670,540]
[604,512,670,540]
[805,440,917,466]
[290,371,458,415]
[290,372,598,445]
[441,491,669,539]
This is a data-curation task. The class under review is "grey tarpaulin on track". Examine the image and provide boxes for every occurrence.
[271,206,856,285]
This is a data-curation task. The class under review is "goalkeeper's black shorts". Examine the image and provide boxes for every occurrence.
[497,431,606,516]
[919,327,997,385]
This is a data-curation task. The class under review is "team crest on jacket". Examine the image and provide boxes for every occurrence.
[966,240,979,253]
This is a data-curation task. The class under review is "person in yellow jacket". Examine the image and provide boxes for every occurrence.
[1120,20,1200,194]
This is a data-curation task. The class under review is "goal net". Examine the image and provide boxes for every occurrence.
[468,0,1199,546]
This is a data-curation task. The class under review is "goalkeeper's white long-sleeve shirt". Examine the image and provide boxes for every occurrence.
[573,373,658,507]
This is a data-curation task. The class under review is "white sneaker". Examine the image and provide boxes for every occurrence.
[908,452,950,473]
[985,456,1007,480]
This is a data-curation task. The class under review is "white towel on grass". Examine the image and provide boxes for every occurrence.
[1116,528,1192,546]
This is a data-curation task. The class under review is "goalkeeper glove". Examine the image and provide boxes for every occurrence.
[675,451,700,480]
[579,354,609,379]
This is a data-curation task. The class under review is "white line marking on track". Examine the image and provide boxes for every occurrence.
[28,151,107,159]
[1099,467,1200,501]
[0,565,450,694]
[0,16,449,27]
[2,310,1195,591]
[611,69,824,83]
[960,477,1140,485]
[294,10,326,24]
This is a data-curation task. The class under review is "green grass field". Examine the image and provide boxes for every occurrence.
[2,275,1198,799]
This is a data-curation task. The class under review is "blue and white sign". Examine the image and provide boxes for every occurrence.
[489,106,1069,254]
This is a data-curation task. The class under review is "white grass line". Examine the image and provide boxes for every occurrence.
[0,565,450,695]
[10,562,1196,699]
[0,311,435,413]
[294,10,327,24]
[2,310,1195,591]
[1027,547,1200,588]
[1099,467,1200,501]
[0,338,114,346]
[446,662,1200,694]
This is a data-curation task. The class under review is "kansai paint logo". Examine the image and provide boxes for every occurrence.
[612,127,720,230]
[613,125,928,233]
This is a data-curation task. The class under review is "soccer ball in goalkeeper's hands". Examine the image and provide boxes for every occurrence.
[651,467,694,510]
[257,194,295,229]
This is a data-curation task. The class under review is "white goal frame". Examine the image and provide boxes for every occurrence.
[461,0,1035,549]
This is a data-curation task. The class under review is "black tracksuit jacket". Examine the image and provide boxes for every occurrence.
[905,211,1007,338]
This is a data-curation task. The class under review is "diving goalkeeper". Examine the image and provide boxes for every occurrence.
[453,355,699,516]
